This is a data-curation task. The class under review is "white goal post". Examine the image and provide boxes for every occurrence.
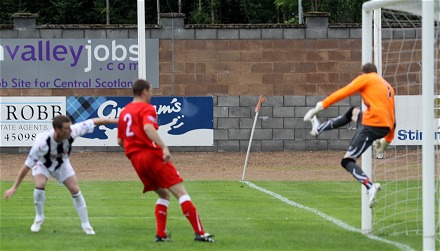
[362,1,438,251]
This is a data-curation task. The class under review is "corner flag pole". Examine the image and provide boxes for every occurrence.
[241,95,265,181]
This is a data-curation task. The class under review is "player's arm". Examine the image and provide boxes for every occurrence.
[322,74,369,108]
[91,118,118,126]
[304,75,367,121]
[117,115,125,148]
[4,137,46,200]
[71,118,118,138]
[375,122,396,152]
[3,164,31,200]
[144,123,171,163]
[117,138,124,148]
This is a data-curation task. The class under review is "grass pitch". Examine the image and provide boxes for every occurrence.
[0,181,425,250]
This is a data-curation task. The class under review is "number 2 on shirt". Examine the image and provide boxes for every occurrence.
[123,113,135,137]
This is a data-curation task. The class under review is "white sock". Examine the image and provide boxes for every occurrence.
[33,188,45,221]
[178,194,191,204]
[156,198,170,207]
[72,191,90,225]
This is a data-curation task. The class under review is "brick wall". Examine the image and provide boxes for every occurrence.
[157,39,362,97]
[0,13,364,98]
[0,13,422,152]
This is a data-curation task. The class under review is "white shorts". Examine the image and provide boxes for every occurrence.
[31,158,76,183]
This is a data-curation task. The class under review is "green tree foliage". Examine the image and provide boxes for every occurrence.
[0,0,18,24]
[274,0,367,24]
[0,0,369,25]
[274,0,298,23]
[240,0,277,23]
[317,0,366,23]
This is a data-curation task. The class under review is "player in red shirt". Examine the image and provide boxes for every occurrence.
[117,79,214,242]
[304,63,396,208]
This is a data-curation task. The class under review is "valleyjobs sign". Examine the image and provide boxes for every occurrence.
[0,39,159,88]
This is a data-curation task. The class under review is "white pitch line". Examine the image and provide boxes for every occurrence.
[241,180,415,251]
[6,216,262,221]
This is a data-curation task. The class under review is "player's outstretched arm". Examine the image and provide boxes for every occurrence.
[91,118,118,126]
[304,101,324,121]
[3,164,31,200]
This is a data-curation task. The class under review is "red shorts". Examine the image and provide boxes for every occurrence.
[129,150,184,193]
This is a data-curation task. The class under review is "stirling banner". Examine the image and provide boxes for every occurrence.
[392,95,440,145]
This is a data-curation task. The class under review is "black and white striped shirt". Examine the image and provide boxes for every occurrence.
[24,119,95,170]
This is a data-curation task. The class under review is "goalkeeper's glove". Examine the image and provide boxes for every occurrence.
[303,101,324,121]
[374,138,389,152]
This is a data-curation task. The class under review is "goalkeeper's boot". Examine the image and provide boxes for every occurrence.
[309,115,320,137]
[194,233,215,242]
[30,219,44,232]
[369,183,381,208]
[155,235,172,242]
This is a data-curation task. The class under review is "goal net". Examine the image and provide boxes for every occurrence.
[362,0,439,250]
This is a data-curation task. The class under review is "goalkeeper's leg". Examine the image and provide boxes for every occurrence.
[341,158,374,189]
[315,106,361,135]
[341,126,389,207]
[340,126,379,188]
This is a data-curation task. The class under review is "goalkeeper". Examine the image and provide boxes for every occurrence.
[304,63,395,208]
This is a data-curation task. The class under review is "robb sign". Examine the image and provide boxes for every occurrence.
[0,97,66,146]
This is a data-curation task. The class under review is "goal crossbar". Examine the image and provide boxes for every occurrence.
[363,0,424,16]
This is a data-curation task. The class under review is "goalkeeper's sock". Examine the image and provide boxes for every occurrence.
[317,115,351,133]
[318,106,358,133]
[363,178,373,189]
[155,198,169,237]
[344,161,373,189]
[179,195,205,235]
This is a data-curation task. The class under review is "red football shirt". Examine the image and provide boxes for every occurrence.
[118,102,162,157]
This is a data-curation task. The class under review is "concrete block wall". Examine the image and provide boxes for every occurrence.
[169,94,361,152]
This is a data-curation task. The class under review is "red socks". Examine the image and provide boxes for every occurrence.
[155,195,205,237]
[155,199,169,237]
[179,195,205,235]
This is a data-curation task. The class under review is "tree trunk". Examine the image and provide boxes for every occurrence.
[211,0,214,23]
[311,0,318,11]
[106,0,110,24]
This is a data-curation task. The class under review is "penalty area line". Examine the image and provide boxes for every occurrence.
[241,180,415,251]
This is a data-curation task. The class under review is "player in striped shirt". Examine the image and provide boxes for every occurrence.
[3,115,117,234]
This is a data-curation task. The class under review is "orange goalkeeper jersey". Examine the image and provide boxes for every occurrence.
[322,72,396,143]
